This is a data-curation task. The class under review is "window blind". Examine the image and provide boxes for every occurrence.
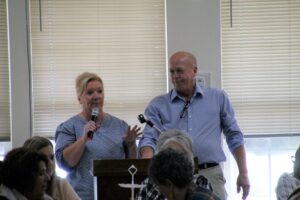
[0,0,10,140]
[221,0,300,135]
[30,0,166,138]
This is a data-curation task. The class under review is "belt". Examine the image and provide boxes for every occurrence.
[198,162,219,170]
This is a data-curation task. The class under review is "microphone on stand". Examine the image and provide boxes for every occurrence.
[88,107,99,139]
[137,114,162,134]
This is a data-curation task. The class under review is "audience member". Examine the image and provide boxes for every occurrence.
[23,136,81,200]
[55,72,141,199]
[0,147,52,200]
[148,147,219,200]
[288,187,300,200]
[138,51,249,199]
[276,146,300,200]
[138,129,219,200]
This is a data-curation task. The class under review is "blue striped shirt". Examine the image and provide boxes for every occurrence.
[138,83,244,164]
[55,114,128,200]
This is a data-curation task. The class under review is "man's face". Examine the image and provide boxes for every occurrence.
[169,55,197,97]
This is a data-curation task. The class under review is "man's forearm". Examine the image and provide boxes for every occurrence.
[233,144,248,174]
[233,144,250,199]
[140,146,154,158]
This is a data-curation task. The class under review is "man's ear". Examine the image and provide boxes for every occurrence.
[194,66,198,74]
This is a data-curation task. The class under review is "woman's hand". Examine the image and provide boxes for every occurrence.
[83,120,100,140]
[123,125,142,147]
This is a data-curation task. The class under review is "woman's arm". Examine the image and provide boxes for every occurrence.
[62,120,98,167]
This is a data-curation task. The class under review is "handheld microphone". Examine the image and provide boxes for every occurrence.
[88,107,99,139]
[137,114,162,134]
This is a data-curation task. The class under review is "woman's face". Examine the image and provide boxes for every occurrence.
[31,161,50,200]
[79,80,104,116]
[39,145,55,177]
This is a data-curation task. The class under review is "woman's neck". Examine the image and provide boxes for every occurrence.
[173,187,188,200]
[79,110,106,124]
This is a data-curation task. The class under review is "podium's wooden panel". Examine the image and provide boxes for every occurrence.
[93,159,151,200]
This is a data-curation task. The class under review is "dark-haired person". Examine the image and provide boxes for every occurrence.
[55,72,141,200]
[288,187,300,200]
[148,148,220,200]
[23,136,81,200]
[276,146,300,200]
[0,147,52,200]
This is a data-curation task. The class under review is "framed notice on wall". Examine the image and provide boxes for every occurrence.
[197,72,211,88]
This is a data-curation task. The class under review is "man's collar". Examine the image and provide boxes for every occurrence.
[170,83,204,102]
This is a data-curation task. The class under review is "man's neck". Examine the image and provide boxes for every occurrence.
[176,89,194,102]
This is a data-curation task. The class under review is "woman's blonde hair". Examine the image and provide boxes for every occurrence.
[75,72,103,98]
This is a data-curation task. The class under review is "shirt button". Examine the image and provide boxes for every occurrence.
[189,128,192,131]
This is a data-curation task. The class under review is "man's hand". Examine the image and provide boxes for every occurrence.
[237,172,250,199]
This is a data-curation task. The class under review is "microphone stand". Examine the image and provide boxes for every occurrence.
[137,114,162,134]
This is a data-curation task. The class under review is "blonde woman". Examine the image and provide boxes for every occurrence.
[54,72,141,199]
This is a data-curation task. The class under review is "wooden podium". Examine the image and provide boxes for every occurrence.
[93,159,151,200]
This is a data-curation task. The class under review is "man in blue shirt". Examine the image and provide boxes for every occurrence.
[138,51,250,200]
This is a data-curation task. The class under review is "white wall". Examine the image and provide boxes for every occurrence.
[166,0,221,89]
[7,0,31,148]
